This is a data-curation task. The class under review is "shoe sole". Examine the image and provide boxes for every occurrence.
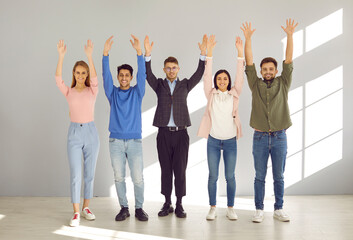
[115,213,130,221]
[227,216,238,221]
[158,208,174,217]
[273,215,290,222]
[252,218,263,223]
[206,216,216,221]
[82,215,95,221]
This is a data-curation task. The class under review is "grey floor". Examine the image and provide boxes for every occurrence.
[0,196,352,240]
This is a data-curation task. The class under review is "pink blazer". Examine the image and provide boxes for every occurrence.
[197,57,245,139]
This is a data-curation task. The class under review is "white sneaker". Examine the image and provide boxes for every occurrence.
[69,212,80,227]
[273,209,290,222]
[226,208,238,220]
[206,207,217,220]
[81,207,96,221]
[252,209,264,223]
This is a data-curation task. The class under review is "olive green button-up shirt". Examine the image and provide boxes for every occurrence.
[245,62,293,132]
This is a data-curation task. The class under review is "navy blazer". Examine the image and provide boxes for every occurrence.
[146,59,205,127]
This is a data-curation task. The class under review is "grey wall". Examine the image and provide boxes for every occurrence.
[1,0,352,199]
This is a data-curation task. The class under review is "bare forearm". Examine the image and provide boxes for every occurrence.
[87,56,97,78]
[284,34,293,64]
[244,38,253,66]
[56,56,64,76]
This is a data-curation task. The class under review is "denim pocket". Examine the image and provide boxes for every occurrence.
[109,138,116,143]
[275,131,287,141]
[133,139,142,143]
[253,131,264,141]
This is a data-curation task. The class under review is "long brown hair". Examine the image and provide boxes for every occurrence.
[71,61,91,88]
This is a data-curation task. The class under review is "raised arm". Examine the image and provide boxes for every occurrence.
[55,40,69,96]
[84,39,98,95]
[144,35,159,92]
[282,19,298,64]
[130,34,142,56]
[130,34,146,97]
[187,34,207,92]
[241,22,256,66]
[102,36,114,101]
[234,36,245,95]
[203,35,216,97]
[56,40,66,76]
[84,40,97,78]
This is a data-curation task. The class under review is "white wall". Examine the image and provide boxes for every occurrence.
[1,0,352,201]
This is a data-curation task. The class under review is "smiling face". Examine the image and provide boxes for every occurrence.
[260,62,278,81]
[73,65,88,85]
[118,69,133,90]
[216,72,230,92]
[164,62,180,82]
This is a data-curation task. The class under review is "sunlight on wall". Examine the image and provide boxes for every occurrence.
[305,90,342,147]
[305,66,343,106]
[306,9,343,52]
[305,130,343,178]
[53,226,183,240]
[0,214,5,220]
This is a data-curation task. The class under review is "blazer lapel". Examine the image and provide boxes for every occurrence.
[163,79,172,95]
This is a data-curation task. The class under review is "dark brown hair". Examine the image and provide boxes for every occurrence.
[260,57,278,69]
[164,56,179,66]
[214,69,231,91]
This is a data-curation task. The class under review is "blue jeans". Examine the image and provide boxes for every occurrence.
[207,135,237,207]
[253,130,287,210]
[109,138,144,209]
[67,122,100,204]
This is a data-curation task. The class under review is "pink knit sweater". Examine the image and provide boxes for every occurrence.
[55,76,98,123]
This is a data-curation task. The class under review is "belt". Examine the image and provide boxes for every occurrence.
[161,126,187,131]
[255,129,286,135]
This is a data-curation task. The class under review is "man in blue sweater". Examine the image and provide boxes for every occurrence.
[102,35,148,221]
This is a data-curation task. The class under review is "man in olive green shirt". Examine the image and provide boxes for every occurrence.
[241,19,298,223]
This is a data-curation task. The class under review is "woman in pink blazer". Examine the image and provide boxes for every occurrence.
[197,35,245,221]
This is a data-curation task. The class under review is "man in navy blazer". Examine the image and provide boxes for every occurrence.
[144,35,207,218]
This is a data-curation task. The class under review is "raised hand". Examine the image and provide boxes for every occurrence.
[281,18,298,36]
[57,40,67,58]
[235,36,244,57]
[240,22,256,39]
[84,39,94,58]
[103,36,114,56]
[144,35,154,57]
[198,34,207,56]
[206,35,216,57]
[130,34,142,56]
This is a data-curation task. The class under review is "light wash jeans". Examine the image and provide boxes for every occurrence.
[252,130,287,210]
[67,122,100,204]
[207,135,237,207]
[109,138,144,209]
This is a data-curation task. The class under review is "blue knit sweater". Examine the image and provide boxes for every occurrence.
[102,55,146,139]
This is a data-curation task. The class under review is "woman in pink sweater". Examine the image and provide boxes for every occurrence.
[56,40,100,227]
[197,35,245,221]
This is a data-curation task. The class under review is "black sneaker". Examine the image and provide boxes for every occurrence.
[158,202,174,217]
[175,204,187,218]
[135,208,149,221]
[115,207,130,221]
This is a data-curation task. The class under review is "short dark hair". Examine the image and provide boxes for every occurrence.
[117,64,133,75]
[214,69,231,91]
[164,56,179,66]
[260,57,278,69]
